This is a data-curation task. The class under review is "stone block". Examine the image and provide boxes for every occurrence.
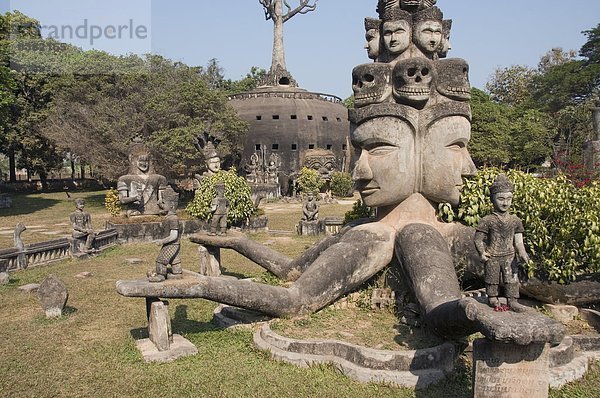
[135,334,198,363]
[543,304,578,322]
[579,309,600,332]
[18,283,40,293]
[198,245,221,276]
[473,339,550,398]
[0,272,9,285]
[148,300,172,352]
[37,275,68,319]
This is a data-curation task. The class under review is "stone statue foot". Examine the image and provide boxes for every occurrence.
[147,272,166,283]
[459,297,565,345]
[508,300,528,313]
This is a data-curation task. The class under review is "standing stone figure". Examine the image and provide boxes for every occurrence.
[208,183,229,236]
[117,139,168,216]
[70,198,96,254]
[302,192,319,221]
[474,174,530,313]
[245,153,260,183]
[149,186,182,282]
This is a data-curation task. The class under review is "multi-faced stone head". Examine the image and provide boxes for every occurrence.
[438,19,452,58]
[382,13,412,58]
[352,63,393,108]
[203,142,221,174]
[364,18,381,60]
[435,58,471,101]
[392,57,435,108]
[413,7,444,56]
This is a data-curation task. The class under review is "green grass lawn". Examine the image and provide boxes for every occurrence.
[0,191,598,397]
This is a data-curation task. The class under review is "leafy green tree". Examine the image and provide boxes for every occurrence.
[330,171,353,197]
[186,169,255,225]
[485,65,537,107]
[296,167,324,194]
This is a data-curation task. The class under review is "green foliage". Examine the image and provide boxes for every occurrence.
[104,188,122,217]
[344,199,374,224]
[185,169,254,225]
[330,171,353,197]
[439,168,600,283]
[296,167,324,194]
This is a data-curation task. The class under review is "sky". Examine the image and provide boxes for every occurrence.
[4,0,600,99]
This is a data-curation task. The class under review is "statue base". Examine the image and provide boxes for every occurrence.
[296,220,325,236]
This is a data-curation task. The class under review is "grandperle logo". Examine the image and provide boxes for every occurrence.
[40,19,149,45]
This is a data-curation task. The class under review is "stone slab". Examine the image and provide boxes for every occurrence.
[37,275,68,319]
[473,339,550,398]
[0,272,9,285]
[135,334,198,363]
[580,308,600,332]
[148,301,171,351]
[124,258,144,265]
[75,272,93,278]
[18,283,40,293]
[543,304,578,322]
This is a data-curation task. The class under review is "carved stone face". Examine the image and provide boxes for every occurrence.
[365,29,380,60]
[207,156,221,173]
[436,58,471,101]
[352,63,393,108]
[303,150,337,181]
[421,116,476,206]
[414,20,443,54]
[137,155,150,173]
[392,58,434,107]
[383,20,411,56]
[351,117,416,208]
[492,192,513,213]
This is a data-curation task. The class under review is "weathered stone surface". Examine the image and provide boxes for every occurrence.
[521,277,600,305]
[296,220,324,236]
[18,283,40,293]
[0,272,9,285]
[543,304,578,322]
[37,275,68,318]
[473,339,550,398]
[254,323,459,389]
[75,272,93,278]
[148,301,172,352]
[124,258,144,265]
[135,334,197,363]
[213,304,272,329]
[197,245,220,277]
[579,308,600,332]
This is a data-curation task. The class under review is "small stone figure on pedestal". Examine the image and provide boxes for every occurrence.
[475,174,530,313]
[70,198,97,254]
[208,183,229,236]
[302,192,319,221]
[148,187,182,282]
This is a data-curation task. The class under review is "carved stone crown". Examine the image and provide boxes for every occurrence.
[203,142,219,160]
[381,8,412,23]
[128,137,151,159]
[413,6,443,23]
[490,174,514,195]
[364,17,381,31]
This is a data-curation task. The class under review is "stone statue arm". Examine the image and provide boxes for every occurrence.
[157,229,179,246]
[514,233,530,263]
[473,230,488,262]
[117,181,140,204]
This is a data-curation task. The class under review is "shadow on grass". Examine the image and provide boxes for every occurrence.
[83,193,108,209]
[0,195,62,217]
[129,304,223,341]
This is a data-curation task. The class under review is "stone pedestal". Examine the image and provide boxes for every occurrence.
[198,245,221,276]
[148,300,172,352]
[296,220,325,236]
[583,141,600,173]
[473,339,550,398]
[37,274,68,319]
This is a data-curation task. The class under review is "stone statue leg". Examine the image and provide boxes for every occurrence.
[395,223,565,345]
[85,232,96,252]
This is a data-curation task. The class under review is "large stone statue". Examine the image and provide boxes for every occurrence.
[118,0,564,347]
[117,139,168,216]
[148,186,182,282]
[302,149,337,182]
[474,174,530,313]
[70,198,96,254]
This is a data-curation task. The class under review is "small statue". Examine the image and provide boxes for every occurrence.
[117,139,168,216]
[245,153,259,183]
[70,198,97,253]
[208,182,229,236]
[474,174,530,313]
[302,192,319,221]
[148,186,182,282]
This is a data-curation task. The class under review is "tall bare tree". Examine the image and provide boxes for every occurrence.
[259,0,318,73]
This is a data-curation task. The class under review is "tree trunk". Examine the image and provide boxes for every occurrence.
[70,159,75,180]
[271,0,286,71]
[8,151,16,182]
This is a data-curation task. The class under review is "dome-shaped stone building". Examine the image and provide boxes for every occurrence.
[229,84,351,195]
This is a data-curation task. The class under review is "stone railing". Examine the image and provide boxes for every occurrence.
[0,228,119,271]
[228,90,343,104]
[323,217,344,235]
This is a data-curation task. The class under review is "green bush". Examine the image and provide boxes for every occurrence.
[330,171,354,197]
[344,199,375,224]
[104,188,122,217]
[296,167,324,195]
[439,168,600,283]
[185,170,255,225]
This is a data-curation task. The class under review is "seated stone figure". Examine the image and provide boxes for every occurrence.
[70,198,96,253]
[117,139,168,217]
[301,192,319,221]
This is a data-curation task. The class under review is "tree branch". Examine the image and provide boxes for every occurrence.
[259,0,275,21]
[282,0,318,23]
